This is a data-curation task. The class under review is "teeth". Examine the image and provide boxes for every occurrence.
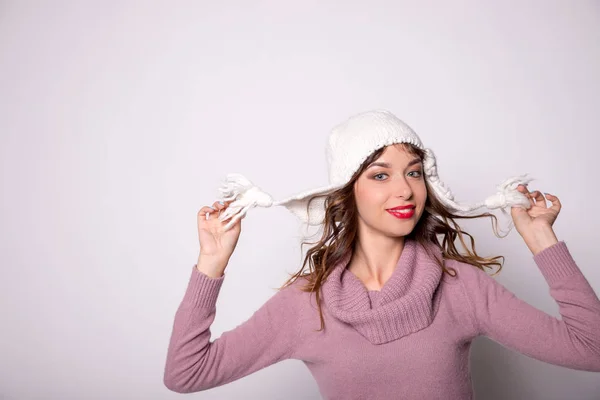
[390,210,413,214]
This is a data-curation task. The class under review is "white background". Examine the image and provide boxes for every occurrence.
[1,1,599,399]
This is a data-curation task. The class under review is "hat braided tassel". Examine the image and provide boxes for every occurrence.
[423,149,534,229]
[216,173,276,231]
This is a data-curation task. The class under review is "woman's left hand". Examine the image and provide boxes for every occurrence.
[511,184,561,255]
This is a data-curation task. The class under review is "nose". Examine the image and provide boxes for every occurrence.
[392,173,413,199]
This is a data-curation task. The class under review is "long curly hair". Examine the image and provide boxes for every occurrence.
[277,143,508,332]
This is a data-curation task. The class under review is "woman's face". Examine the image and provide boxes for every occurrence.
[353,144,427,238]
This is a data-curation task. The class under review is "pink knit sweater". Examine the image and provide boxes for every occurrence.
[163,240,600,399]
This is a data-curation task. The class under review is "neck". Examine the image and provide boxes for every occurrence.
[348,232,406,291]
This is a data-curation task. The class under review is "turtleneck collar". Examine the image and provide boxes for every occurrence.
[320,238,444,344]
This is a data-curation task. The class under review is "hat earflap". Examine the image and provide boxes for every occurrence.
[422,148,534,219]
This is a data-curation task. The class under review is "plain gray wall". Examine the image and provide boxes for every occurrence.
[1,1,599,399]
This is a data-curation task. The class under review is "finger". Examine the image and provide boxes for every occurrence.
[530,191,548,208]
[516,184,532,198]
[517,185,535,208]
[210,201,226,219]
[198,206,217,220]
[198,206,215,215]
[511,204,527,216]
[544,193,561,213]
[212,200,230,210]
[223,213,242,231]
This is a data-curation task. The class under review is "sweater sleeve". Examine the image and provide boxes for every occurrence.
[163,265,302,393]
[460,241,600,371]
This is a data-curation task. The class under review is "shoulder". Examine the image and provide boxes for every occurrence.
[277,274,312,293]
[267,276,322,342]
[441,257,497,290]
[270,275,316,310]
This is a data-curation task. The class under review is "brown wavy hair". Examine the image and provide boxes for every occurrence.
[277,143,509,332]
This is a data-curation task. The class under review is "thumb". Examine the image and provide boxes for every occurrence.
[510,205,529,221]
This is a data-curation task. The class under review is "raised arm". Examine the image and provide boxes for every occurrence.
[163,265,302,393]
[163,199,302,393]
[460,241,600,371]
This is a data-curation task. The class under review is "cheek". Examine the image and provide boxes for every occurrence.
[356,184,387,207]
[355,185,386,217]
[416,185,428,210]
[418,186,428,202]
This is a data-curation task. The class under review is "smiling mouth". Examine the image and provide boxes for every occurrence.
[386,208,415,219]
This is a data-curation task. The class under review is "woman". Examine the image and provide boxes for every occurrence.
[163,110,600,399]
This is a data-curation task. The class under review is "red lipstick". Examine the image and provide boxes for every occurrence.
[386,205,415,219]
[388,205,415,210]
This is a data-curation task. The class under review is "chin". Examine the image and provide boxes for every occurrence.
[381,223,417,238]
[385,216,421,237]
[391,227,416,237]
[360,214,421,237]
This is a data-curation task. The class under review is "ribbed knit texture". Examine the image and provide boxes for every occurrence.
[164,241,600,399]
[320,239,444,344]
[326,110,424,185]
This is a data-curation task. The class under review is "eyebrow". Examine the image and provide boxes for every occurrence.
[367,158,422,169]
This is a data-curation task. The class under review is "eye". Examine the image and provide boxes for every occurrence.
[408,170,423,178]
[372,173,388,181]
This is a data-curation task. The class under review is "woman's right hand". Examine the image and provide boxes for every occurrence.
[197,200,243,268]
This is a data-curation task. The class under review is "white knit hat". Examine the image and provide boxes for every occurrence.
[216,109,533,231]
